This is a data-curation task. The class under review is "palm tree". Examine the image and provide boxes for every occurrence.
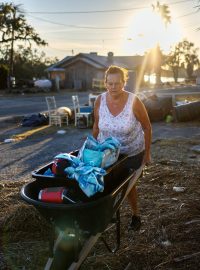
[152,1,171,27]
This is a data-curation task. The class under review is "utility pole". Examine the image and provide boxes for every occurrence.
[9,7,16,88]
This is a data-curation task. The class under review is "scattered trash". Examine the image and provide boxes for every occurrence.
[185,219,200,225]
[57,106,72,117]
[174,101,200,122]
[161,240,172,247]
[143,95,173,122]
[57,130,66,134]
[4,138,16,143]
[179,203,186,209]
[176,100,189,106]
[34,79,52,89]
[21,113,48,127]
[190,145,200,154]
[0,183,5,189]
[173,186,186,193]
[165,114,173,123]
[172,197,178,201]
[189,155,197,159]
[21,113,49,127]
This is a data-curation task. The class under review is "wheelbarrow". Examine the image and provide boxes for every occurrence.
[20,151,143,270]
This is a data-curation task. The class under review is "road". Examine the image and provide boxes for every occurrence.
[0,90,90,119]
[0,86,200,119]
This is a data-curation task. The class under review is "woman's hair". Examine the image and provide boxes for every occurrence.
[104,65,129,83]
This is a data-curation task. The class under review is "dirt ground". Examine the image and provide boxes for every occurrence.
[0,122,200,270]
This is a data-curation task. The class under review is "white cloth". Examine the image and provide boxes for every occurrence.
[97,92,145,156]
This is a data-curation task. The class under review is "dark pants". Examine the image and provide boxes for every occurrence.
[125,151,145,171]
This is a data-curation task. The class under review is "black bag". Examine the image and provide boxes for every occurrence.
[21,113,49,127]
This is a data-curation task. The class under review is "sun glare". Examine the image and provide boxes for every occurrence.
[122,9,182,55]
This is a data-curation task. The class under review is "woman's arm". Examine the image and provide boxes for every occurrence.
[133,96,152,165]
[92,96,101,139]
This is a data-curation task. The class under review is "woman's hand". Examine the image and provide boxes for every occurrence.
[142,152,151,166]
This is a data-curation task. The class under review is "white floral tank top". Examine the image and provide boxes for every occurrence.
[97,92,145,156]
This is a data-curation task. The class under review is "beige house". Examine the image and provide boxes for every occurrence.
[45,52,144,91]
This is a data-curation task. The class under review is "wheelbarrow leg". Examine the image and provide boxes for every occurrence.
[100,208,121,253]
[68,233,101,270]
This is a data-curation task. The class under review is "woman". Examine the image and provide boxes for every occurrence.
[92,65,152,230]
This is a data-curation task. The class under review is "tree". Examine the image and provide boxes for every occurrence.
[165,39,200,82]
[152,1,171,27]
[0,2,47,84]
[0,43,10,63]
[12,45,58,80]
[0,64,9,89]
[165,43,183,83]
[181,40,199,79]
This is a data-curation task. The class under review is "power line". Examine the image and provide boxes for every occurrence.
[28,14,126,29]
[48,46,75,52]
[175,10,199,19]
[23,0,193,14]
[182,23,200,29]
[26,0,200,33]
[24,6,148,14]
[169,0,195,5]
[28,10,200,31]
[47,36,121,41]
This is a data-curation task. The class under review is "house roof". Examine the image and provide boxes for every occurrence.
[45,52,144,72]
[45,56,73,72]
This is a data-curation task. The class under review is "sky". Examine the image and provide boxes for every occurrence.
[10,0,200,60]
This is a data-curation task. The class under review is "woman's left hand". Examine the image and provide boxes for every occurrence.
[142,153,151,166]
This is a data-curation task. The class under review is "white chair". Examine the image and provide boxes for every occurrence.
[88,93,99,107]
[45,96,68,127]
[72,95,92,127]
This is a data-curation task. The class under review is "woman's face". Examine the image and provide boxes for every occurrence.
[105,73,124,96]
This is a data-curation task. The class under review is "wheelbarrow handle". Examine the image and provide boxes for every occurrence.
[122,164,144,203]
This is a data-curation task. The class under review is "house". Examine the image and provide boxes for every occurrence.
[45,52,144,91]
[193,68,200,85]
